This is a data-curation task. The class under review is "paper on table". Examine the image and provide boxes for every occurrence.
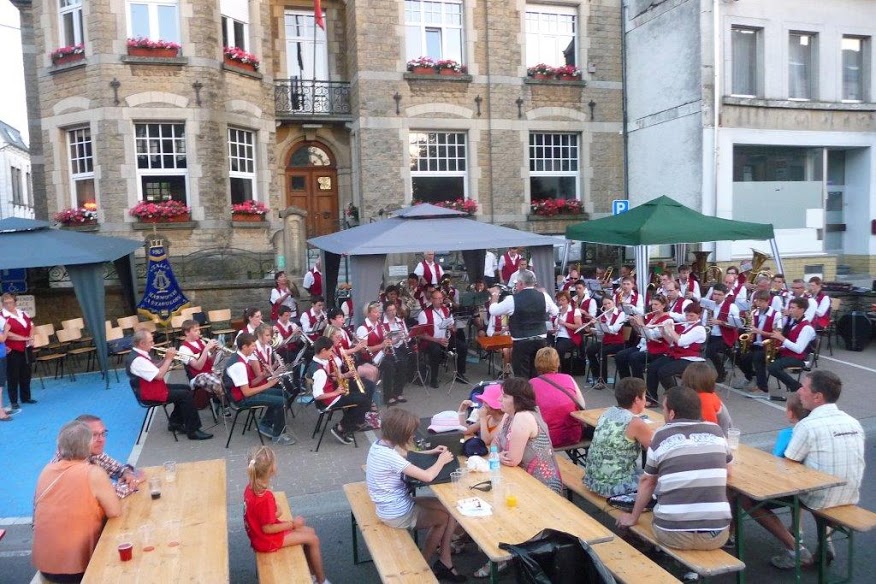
[457,497,492,517]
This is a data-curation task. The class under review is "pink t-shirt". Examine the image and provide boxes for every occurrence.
[531,373,583,447]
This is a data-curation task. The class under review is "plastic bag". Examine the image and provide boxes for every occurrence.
[498,528,616,584]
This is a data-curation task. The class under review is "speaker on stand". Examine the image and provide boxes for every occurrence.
[837,311,872,352]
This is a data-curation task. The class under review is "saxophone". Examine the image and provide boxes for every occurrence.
[763,339,777,364]
[738,310,755,354]
[343,351,365,393]
[332,358,350,395]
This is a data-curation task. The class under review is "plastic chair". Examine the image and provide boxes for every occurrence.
[32,332,68,388]
[64,327,97,376]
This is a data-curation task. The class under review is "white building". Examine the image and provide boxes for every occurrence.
[0,120,34,220]
[625,0,876,279]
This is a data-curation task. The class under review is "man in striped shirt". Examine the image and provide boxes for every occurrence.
[617,386,732,550]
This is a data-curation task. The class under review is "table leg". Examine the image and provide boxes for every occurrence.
[351,511,360,565]
[490,560,498,584]
[815,515,827,584]
[735,496,746,584]
[791,496,802,583]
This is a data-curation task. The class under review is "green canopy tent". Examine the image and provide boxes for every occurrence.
[565,196,782,294]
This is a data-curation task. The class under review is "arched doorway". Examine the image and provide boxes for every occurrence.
[286,142,339,237]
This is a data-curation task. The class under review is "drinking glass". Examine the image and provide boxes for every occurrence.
[450,470,464,497]
[148,476,161,499]
[164,460,177,483]
[139,525,155,552]
[165,520,181,548]
[505,485,518,508]
[727,427,741,450]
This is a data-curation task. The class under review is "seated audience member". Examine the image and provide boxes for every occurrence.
[365,408,465,582]
[681,362,732,436]
[617,386,732,551]
[584,378,655,497]
[773,393,809,458]
[456,383,504,446]
[32,421,122,583]
[530,347,586,448]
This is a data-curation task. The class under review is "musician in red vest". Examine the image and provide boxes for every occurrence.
[418,290,469,388]
[676,265,701,300]
[125,329,212,440]
[767,297,816,400]
[272,305,302,363]
[699,283,742,383]
[573,282,598,322]
[614,277,645,316]
[301,296,328,341]
[177,319,223,413]
[615,294,673,382]
[734,290,782,397]
[498,247,523,284]
[270,270,299,322]
[414,251,444,286]
[664,282,691,322]
[303,258,323,298]
[552,291,583,373]
[785,279,818,323]
[645,303,707,405]
[584,296,628,390]
[1,293,35,409]
[807,276,832,330]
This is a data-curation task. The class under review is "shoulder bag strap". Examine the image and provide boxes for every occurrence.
[537,375,585,410]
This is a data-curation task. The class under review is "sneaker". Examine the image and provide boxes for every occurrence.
[223,407,233,418]
[257,424,274,438]
[272,434,296,446]
[770,395,788,402]
[731,378,751,389]
[770,547,813,570]
[6,408,21,416]
[10,404,21,412]
[744,388,770,399]
[330,424,353,445]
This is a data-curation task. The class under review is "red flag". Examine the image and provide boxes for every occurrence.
[314,0,325,30]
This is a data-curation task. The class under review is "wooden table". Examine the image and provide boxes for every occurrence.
[432,463,613,583]
[82,459,229,583]
[571,407,665,429]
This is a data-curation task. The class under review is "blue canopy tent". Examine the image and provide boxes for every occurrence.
[0,218,142,388]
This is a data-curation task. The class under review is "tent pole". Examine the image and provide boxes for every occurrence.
[769,238,785,276]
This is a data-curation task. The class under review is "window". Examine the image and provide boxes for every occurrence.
[10,167,22,206]
[134,122,187,203]
[59,0,84,47]
[285,10,328,79]
[529,133,579,201]
[409,131,467,203]
[127,0,179,43]
[228,128,256,204]
[221,0,249,51]
[789,32,816,100]
[731,26,760,97]
[25,172,32,207]
[525,4,577,67]
[68,127,95,207]
[404,0,463,63]
[842,36,867,102]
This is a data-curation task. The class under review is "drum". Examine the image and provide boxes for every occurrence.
[837,311,872,352]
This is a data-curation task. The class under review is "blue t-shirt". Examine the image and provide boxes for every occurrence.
[773,426,794,457]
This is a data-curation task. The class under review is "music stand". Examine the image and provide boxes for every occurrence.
[407,324,431,389]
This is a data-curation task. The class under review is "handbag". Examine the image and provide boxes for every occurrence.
[537,375,584,410]
[499,528,616,584]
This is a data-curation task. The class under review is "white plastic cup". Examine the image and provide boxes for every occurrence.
[164,460,177,483]
[727,428,741,450]
[450,470,464,497]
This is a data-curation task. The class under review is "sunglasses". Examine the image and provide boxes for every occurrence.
[470,480,493,492]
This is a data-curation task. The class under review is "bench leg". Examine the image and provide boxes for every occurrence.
[816,516,854,584]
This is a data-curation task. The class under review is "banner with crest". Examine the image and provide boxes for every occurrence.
[137,242,189,323]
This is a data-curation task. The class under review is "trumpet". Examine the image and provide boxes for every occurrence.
[154,346,194,366]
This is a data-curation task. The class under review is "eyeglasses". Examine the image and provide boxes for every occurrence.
[470,480,493,492]
[92,430,109,438]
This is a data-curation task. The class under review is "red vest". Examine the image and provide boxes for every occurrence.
[420,307,450,349]
[813,293,831,329]
[678,276,697,296]
[420,261,443,285]
[753,307,776,342]
[133,353,169,402]
[715,300,739,347]
[270,287,288,321]
[646,313,673,355]
[556,308,583,347]
[230,356,257,402]
[601,310,625,345]
[779,319,812,360]
[274,321,294,340]
[182,340,214,376]
[614,291,639,309]
[668,297,687,314]
[308,269,323,296]
[501,252,520,282]
[316,360,337,404]
[4,311,32,353]
[254,342,273,369]
[668,323,703,359]
[305,309,324,341]
[360,319,385,362]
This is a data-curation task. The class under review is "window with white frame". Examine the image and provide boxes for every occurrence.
[731,26,761,97]
[409,131,467,203]
[285,10,328,79]
[525,4,577,67]
[404,0,463,63]
[68,127,95,207]
[59,0,84,47]
[134,122,188,203]
[842,36,868,102]
[529,133,579,201]
[25,172,32,207]
[127,0,179,43]
[10,167,22,206]
[789,32,816,100]
[228,128,256,204]
[221,0,249,51]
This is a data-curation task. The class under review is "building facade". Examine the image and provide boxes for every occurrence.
[625,0,876,280]
[0,121,34,220]
[14,0,623,307]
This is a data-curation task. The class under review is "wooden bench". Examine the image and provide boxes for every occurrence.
[810,504,876,584]
[557,457,745,581]
[343,482,437,583]
[255,491,312,584]
[555,439,591,466]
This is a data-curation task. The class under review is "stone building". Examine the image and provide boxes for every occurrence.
[13,0,623,313]
[625,0,876,281]
[0,120,34,220]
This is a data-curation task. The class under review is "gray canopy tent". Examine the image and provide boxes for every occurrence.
[308,204,561,323]
[0,218,142,388]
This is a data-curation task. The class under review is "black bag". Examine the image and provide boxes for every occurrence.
[461,436,488,457]
[499,528,616,584]
[404,451,460,488]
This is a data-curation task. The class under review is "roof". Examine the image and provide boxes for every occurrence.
[0,121,28,153]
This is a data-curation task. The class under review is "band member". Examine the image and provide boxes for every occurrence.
[614,276,645,316]
[738,275,784,313]
[380,285,404,315]
[381,302,411,405]
[236,307,263,344]
[767,297,816,400]
[419,283,436,310]
[2,293,34,409]
[414,251,444,286]
[270,271,298,322]
[302,258,323,298]
[552,291,583,372]
[699,283,742,383]
[584,297,628,389]
[324,312,380,383]
[507,258,532,289]
[573,282,598,322]
[725,266,747,299]
[337,284,354,326]
[272,305,302,363]
[808,277,832,330]
[615,294,673,381]
[482,309,513,376]
[356,301,391,368]
[305,337,374,445]
[301,296,328,341]
[784,279,818,322]
[483,249,499,287]
[177,320,224,410]
[222,333,292,445]
[418,290,469,387]
[253,324,282,378]
[440,276,460,308]
[579,266,605,303]
[645,303,707,405]
[771,274,788,298]
[499,247,522,284]
[561,266,581,292]
[125,329,212,440]
[653,273,673,298]
[735,290,782,397]
[676,265,701,300]
[612,265,633,289]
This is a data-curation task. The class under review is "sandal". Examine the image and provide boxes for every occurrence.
[396,395,408,403]
[473,560,508,579]
[386,398,399,406]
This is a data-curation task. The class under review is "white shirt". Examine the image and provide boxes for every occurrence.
[414,260,442,285]
[784,296,818,323]
[270,287,297,316]
[676,278,701,300]
[508,269,533,290]
[615,290,645,316]
[554,307,581,339]
[302,269,320,291]
[417,307,454,339]
[666,297,692,323]
[780,320,816,355]
[301,310,326,335]
[498,252,521,276]
[483,251,498,278]
[675,324,707,361]
[751,308,781,345]
[1,308,29,329]
[488,289,560,340]
[226,352,251,387]
[699,298,742,336]
[736,292,783,313]
[129,348,160,381]
[310,356,342,408]
[813,294,831,319]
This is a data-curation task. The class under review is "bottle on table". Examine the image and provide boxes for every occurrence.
[489,444,502,489]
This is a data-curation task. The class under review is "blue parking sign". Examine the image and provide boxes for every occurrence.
[612,199,629,215]
[0,269,27,294]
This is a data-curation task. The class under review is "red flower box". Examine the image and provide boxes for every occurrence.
[224,56,256,71]
[140,213,191,223]
[412,66,436,75]
[232,212,264,223]
[439,68,462,76]
[53,53,85,66]
[128,46,179,58]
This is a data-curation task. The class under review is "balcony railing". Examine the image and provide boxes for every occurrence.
[275,79,352,120]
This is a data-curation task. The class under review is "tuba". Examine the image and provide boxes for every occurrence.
[742,249,771,281]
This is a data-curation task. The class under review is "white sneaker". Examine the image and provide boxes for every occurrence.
[731,378,750,389]
[770,547,813,570]
[272,434,296,446]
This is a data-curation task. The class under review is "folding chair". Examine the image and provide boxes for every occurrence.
[773,336,822,392]
[305,379,359,452]
[130,386,178,444]
[222,378,268,449]
[32,332,69,388]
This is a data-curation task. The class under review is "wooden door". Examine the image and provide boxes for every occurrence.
[286,168,338,237]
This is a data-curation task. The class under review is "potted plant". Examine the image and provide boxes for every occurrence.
[51,44,85,66]
[54,205,97,226]
[406,56,436,75]
[526,63,555,80]
[231,200,268,222]
[345,202,360,226]
[126,37,181,58]
[435,59,467,76]
[223,46,260,72]
[555,65,582,81]
[129,200,191,223]
[530,198,583,217]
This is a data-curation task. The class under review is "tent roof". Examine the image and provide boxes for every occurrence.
[309,203,560,255]
[565,196,775,246]
[0,217,142,269]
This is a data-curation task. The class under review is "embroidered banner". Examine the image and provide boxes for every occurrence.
[137,244,189,323]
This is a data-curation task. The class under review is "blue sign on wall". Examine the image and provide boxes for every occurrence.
[612,200,630,215]
[0,269,27,294]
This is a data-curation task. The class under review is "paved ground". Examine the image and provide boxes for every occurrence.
[3,340,876,583]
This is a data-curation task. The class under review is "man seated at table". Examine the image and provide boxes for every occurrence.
[617,386,732,551]
[738,370,864,570]
[125,329,213,440]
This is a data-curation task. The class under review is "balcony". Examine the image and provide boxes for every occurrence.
[275,79,352,122]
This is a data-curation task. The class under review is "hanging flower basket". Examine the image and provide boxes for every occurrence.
[223,46,260,71]
[126,38,180,58]
[51,44,85,66]
[129,200,191,222]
